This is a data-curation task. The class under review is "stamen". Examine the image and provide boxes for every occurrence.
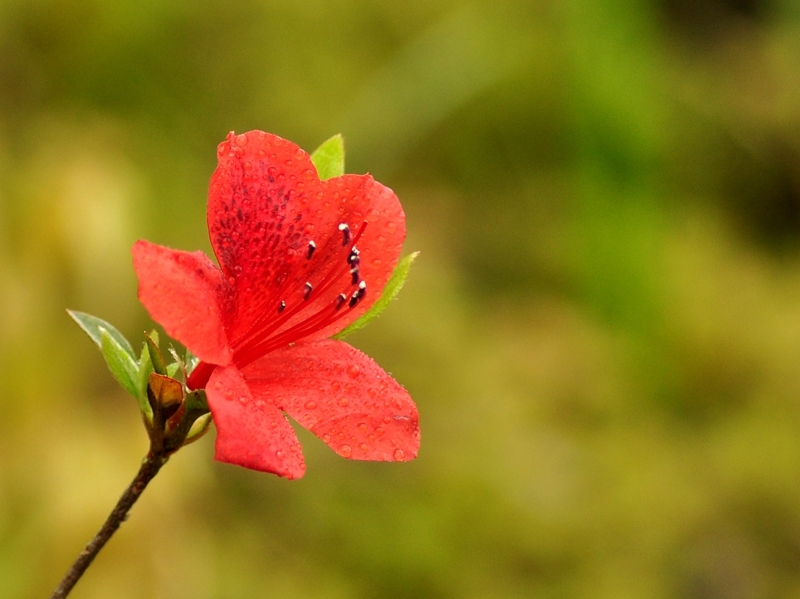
[338,223,351,246]
[349,281,367,308]
[307,240,316,259]
[350,267,360,285]
[348,246,360,266]
[230,221,369,365]
[278,300,286,312]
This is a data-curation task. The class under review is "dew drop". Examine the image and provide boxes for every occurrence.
[234,133,248,147]
[224,389,235,401]
[358,423,368,432]
[337,397,349,407]
[359,443,368,453]
[393,449,405,460]
[276,449,284,459]
[238,396,247,404]
[304,400,317,410]
[375,427,384,437]
[346,365,360,379]
[383,416,391,424]
[339,444,352,457]
[322,434,331,443]
[214,381,223,390]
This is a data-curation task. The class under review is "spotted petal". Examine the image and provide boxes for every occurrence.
[132,240,233,366]
[207,364,306,478]
[207,131,406,359]
[242,339,420,462]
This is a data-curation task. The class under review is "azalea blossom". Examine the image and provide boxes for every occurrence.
[132,130,419,479]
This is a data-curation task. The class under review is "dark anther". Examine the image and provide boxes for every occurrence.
[348,281,367,308]
[335,293,347,310]
[350,267,360,285]
[338,223,351,246]
[347,246,360,266]
[278,300,286,313]
[304,282,313,300]
[307,240,316,259]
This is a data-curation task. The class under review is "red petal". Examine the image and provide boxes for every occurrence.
[242,340,420,462]
[132,240,233,366]
[207,364,306,478]
[207,131,405,353]
[296,175,406,342]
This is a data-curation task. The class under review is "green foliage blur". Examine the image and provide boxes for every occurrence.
[2,0,800,597]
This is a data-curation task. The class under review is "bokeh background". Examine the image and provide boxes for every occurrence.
[2,0,800,597]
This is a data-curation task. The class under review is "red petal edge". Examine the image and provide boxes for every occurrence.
[132,240,233,366]
[242,339,420,462]
[207,364,306,478]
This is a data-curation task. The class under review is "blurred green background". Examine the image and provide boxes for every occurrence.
[2,0,800,597]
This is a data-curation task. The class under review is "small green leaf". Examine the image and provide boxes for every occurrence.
[310,134,345,180]
[184,347,199,374]
[145,332,167,376]
[184,413,213,445]
[100,328,140,398]
[334,252,419,339]
[137,343,155,420]
[68,310,135,361]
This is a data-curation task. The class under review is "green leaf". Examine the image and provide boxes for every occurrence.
[334,252,419,339]
[100,328,140,398]
[67,310,135,361]
[184,347,199,374]
[137,343,155,420]
[310,134,345,180]
[145,332,167,376]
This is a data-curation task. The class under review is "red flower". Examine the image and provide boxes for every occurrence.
[132,131,419,479]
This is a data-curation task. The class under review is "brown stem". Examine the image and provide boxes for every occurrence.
[49,451,168,599]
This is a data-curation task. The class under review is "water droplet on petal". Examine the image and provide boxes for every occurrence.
[322,434,331,443]
[383,416,391,424]
[346,365,360,379]
[276,449,284,459]
[393,449,405,460]
[375,427,384,437]
[357,423,368,432]
[234,133,248,147]
[304,400,317,410]
[339,444,352,457]
[359,443,368,453]
[337,397,349,407]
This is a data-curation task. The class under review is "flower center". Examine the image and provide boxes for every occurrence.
[230,221,369,368]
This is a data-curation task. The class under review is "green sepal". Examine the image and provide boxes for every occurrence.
[334,252,419,339]
[100,328,140,398]
[145,332,168,376]
[137,343,155,421]
[67,310,135,362]
[310,134,345,180]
